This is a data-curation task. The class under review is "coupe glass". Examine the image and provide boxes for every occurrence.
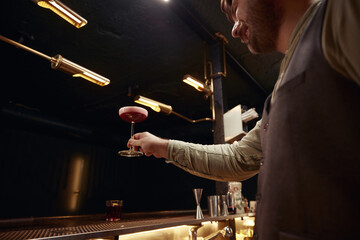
[118,106,148,157]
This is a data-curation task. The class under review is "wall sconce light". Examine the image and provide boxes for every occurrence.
[0,35,110,86]
[182,74,212,95]
[182,35,228,122]
[32,0,87,28]
[134,95,212,123]
[134,95,172,114]
[135,34,228,125]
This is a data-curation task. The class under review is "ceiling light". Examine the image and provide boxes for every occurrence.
[32,0,87,28]
[182,74,212,95]
[0,35,110,86]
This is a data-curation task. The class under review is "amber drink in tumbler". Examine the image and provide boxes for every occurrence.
[106,200,123,221]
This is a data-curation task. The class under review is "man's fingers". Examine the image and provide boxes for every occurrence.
[127,138,140,148]
[126,132,159,158]
[132,133,141,140]
[132,131,148,140]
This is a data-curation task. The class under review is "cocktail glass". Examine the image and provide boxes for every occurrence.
[118,106,148,157]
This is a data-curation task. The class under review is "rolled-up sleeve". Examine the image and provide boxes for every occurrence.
[167,120,263,182]
[322,0,360,86]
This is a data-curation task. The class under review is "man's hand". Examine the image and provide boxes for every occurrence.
[127,132,169,159]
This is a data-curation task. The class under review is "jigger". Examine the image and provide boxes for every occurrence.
[221,195,229,216]
[193,188,204,219]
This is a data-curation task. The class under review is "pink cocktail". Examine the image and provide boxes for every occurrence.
[119,106,148,123]
[118,106,148,157]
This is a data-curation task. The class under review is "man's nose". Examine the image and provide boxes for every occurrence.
[232,20,241,38]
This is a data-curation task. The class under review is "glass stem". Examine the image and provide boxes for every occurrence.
[130,121,134,151]
[131,121,134,137]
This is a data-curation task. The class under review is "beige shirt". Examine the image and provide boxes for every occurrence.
[167,0,360,182]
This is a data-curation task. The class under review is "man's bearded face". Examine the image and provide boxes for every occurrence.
[221,0,283,54]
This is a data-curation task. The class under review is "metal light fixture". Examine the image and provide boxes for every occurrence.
[135,35,228,125]
[134,95,212,123]
[134,95,172,114]
[182,74,212,95]
[0,35,110,86]
[32,0,87,28]
[182,37,228,122]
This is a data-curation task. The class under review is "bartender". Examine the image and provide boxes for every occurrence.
[128,0,360,239]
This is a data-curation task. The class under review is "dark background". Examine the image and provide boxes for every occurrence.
[0,0,283,218]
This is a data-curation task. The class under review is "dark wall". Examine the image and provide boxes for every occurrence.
[0,112,217,219]
[0,0,262,219]
[0,104,259,219]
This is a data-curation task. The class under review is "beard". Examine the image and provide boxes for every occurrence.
[246,0,283,54]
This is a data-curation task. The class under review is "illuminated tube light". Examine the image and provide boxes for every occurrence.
[134,95,212,123]
[134,95,172,114]
[0,35,110,86]
[183,75,204,91]
[33,0,87,28]
[51,55,110,86]
[182,74,212,94]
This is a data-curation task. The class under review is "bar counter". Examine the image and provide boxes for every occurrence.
[0,210,255,240]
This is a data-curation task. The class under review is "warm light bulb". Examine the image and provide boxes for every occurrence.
[134,96,172,114]
[34,0,87,28]
[73,71,110,86]
[183,76,204,92]
[135,97,161,112]
[182,75,212,95]
[51,54,110,86]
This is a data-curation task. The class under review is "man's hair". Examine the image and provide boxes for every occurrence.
[220,0,235,23]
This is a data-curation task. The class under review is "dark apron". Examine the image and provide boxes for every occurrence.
[254,1,360,239]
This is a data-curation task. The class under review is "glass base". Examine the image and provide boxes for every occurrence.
[118,149,143,157]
